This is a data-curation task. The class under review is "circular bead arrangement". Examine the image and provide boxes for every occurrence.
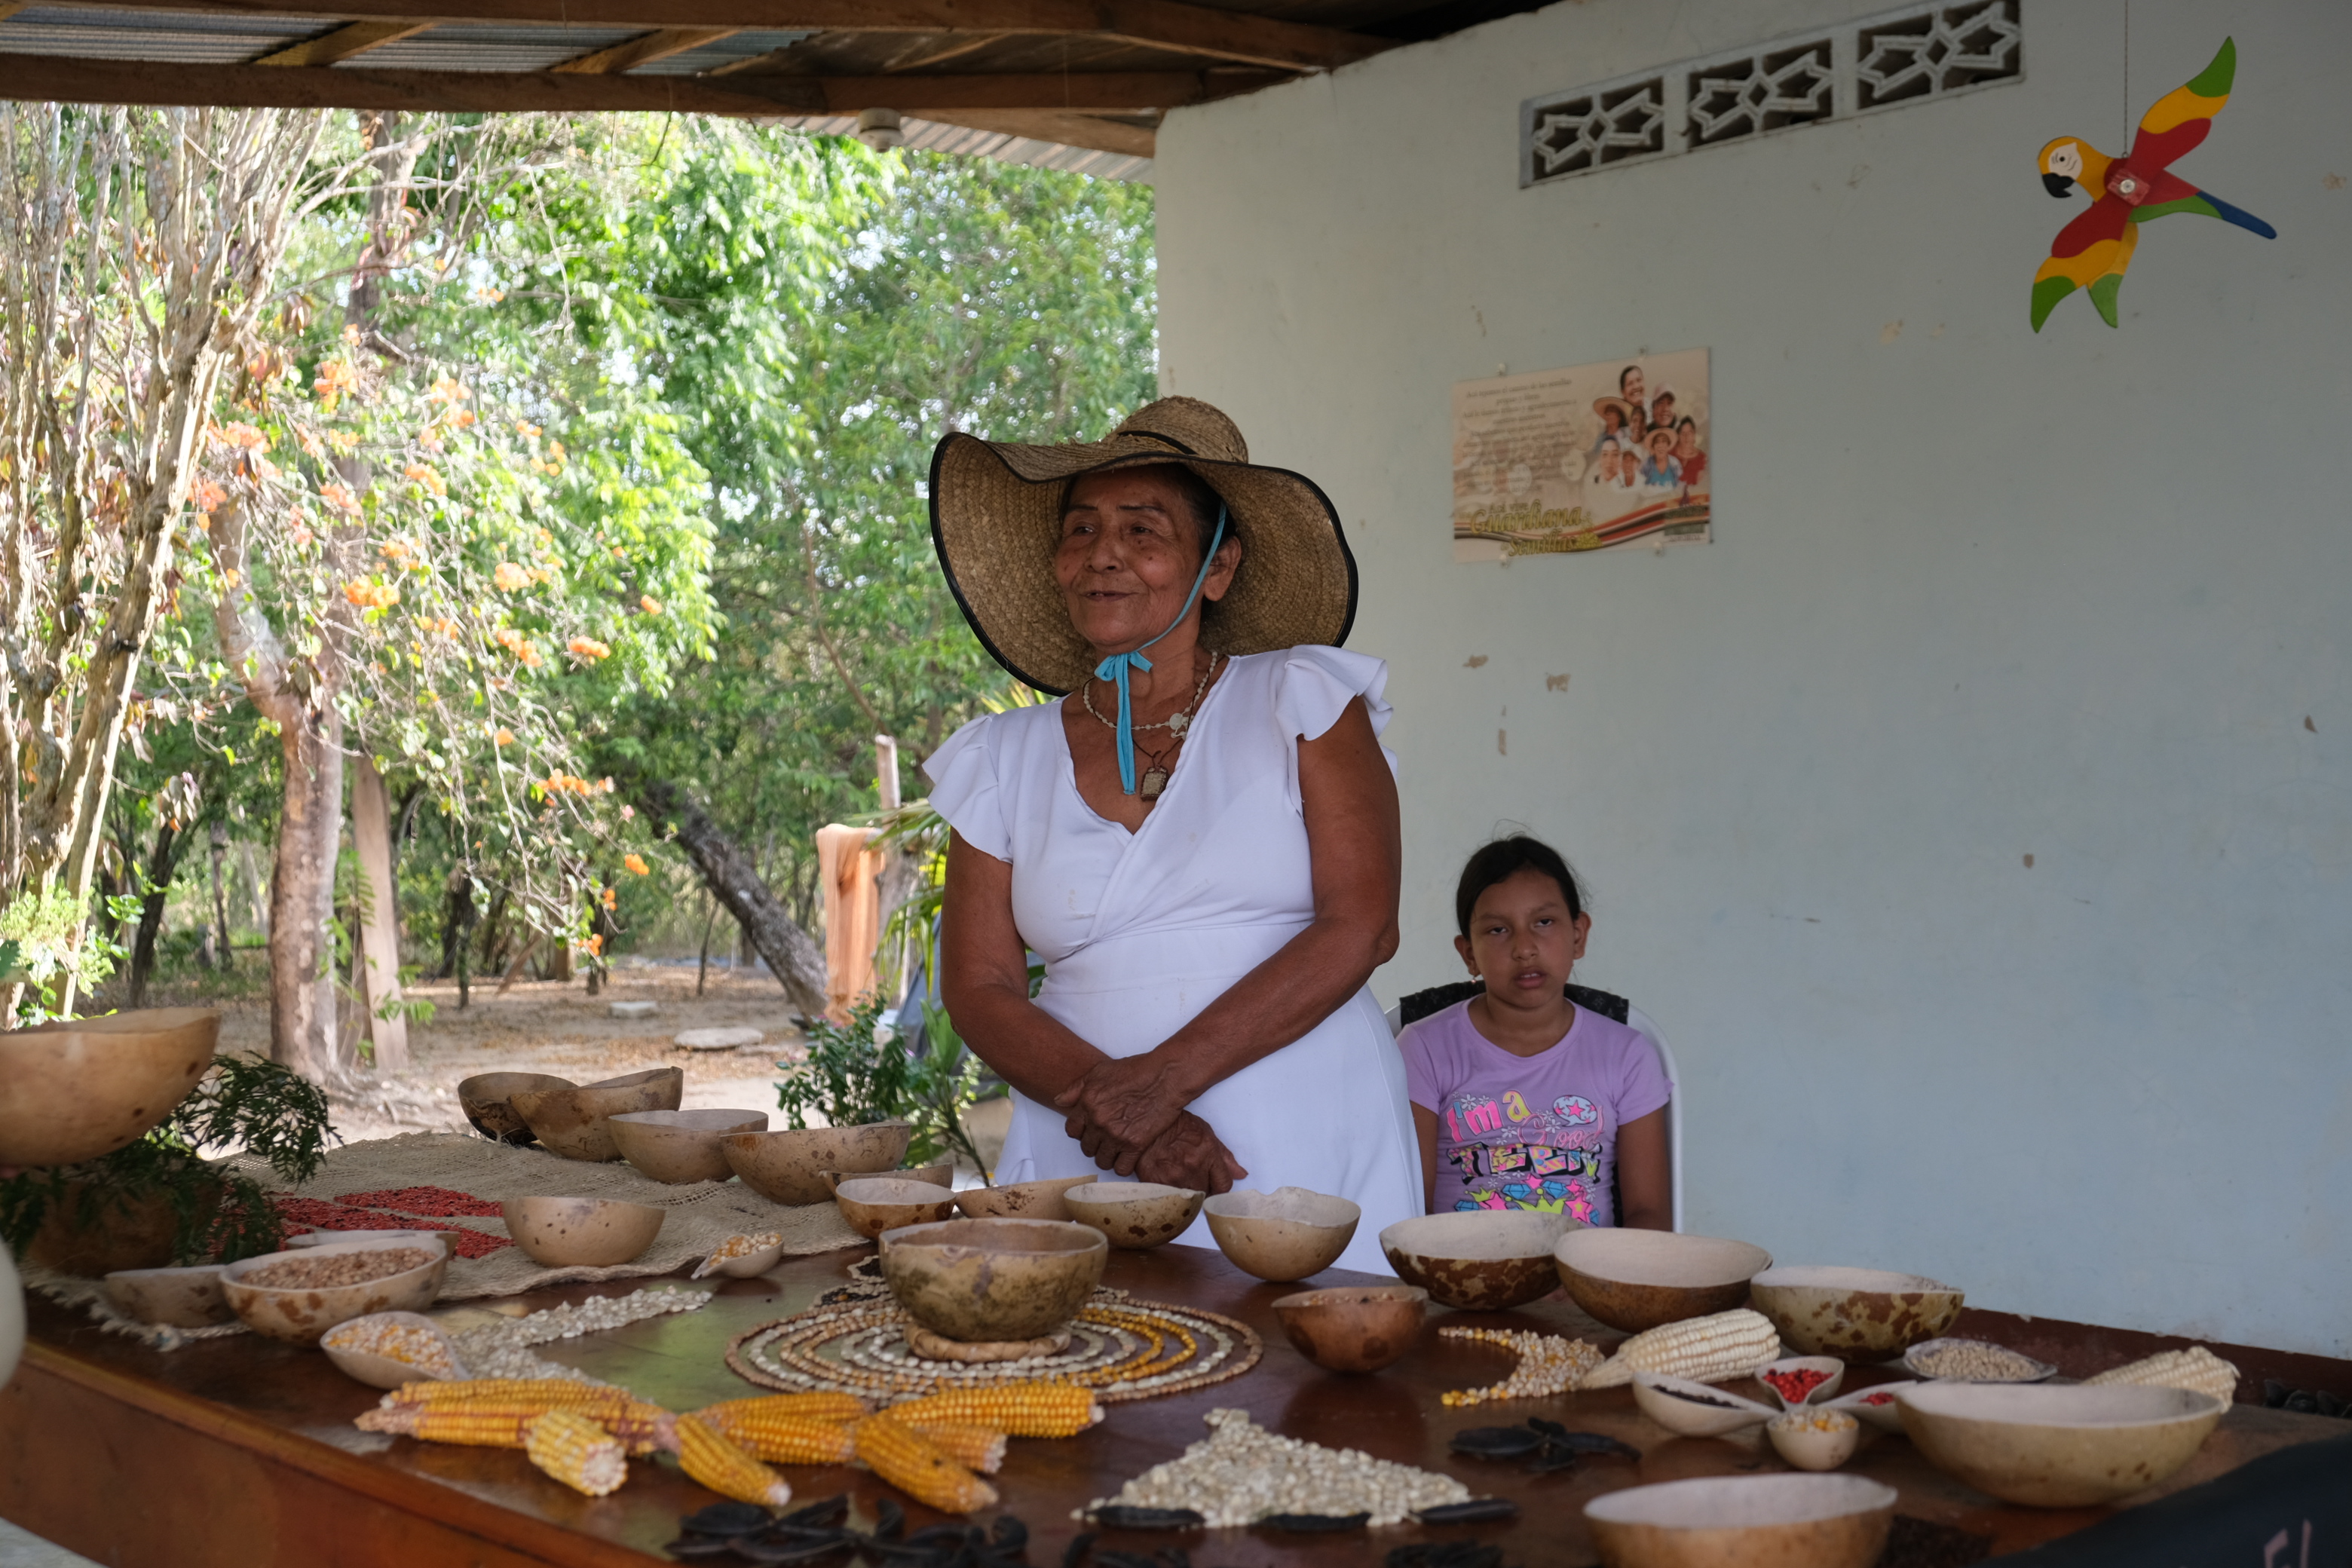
[1438,1326,1605,1407]
[727,1288,1261,1405]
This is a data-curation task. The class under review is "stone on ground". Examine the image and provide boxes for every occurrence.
[674,1026,764,1052]
[608,1000,659,1020]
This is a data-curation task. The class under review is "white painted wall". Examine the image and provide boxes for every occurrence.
[1156,0,2352,1356]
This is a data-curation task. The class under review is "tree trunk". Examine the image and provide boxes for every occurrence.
[268,700,345,1080]
[349,754,409,1068]
[124,819,182,1009]
[628,775,829,1018]
[204,818,230,970]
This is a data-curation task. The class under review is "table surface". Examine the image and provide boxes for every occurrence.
[7,1241,2344,1566]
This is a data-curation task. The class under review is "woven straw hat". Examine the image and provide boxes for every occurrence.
[929,397,1357,695]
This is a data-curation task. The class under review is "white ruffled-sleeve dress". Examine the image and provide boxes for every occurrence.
[923,645,1423,1274]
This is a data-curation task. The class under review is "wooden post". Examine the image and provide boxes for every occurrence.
[348,755,409,1069]
[206,818,230,970]
[871,734,918,1008]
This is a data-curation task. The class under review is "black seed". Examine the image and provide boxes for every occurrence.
[782,1495,850,1530]
[2264,1380,2291,1407]
[1061,1530,1097,1568]
[1094,1552,1162,1568]
[2318,1391,2347,1419]
[1551,1432,1643,1460]
[663,1537,740,1560]
[877,1499,907,1541]
[1527,1417,1566,1438]
[2286,1391,2320,1413]
[1413,1499,1521,1526]
[991,1516,1030,1551]
[1448,1426,1547,1458]
[685,1502,774,1537]
[1085,1506,1205,1531]
[1257,1512,1371,1533]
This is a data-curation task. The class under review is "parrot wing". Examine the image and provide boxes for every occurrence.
[2135,175,2278,239]
[2032,197,2133,332]
[2131,36,2234,175]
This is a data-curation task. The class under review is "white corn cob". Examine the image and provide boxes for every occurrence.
[2084,1346,2238,1403]
[1579,1309,1780,1390]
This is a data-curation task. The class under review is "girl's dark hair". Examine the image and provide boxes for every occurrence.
[1456,835,1586,937]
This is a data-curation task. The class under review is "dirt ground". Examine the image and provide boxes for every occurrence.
[149,957,1011,1168]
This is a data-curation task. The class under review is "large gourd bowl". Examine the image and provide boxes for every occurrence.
[879,1217,1107,1343]
[458,1072,577,1144]
[721,1121,914,1206]
[1585,1475,1898,1568]
[1378,1211,1579,1311]
[1897,1382,2227,1507]
[1064,1181,1207,1250]
[1201,1187,1360,1283]
[0,1007,219,1168]
[1553,1228,1772,1332]
[507,1067,684,1162]
[1747,1265,1964,1362]
[608,1107,768,1184]
[218,1237,448,1347]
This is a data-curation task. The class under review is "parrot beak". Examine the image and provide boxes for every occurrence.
[2041,172,2077,198]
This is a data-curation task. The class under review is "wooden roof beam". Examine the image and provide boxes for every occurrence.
[0,53,1239,115]
[84,1,1392,73]
[548,26,740,74]
[250,18,432,66]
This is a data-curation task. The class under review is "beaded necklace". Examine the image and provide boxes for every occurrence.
[1080,651,1223,798]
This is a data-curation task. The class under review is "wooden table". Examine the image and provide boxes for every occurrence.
[2,1242,2341,1566]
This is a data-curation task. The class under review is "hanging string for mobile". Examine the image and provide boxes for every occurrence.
[1093,503,1228,795]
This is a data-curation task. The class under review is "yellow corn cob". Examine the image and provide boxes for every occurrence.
[887,1383,1102,1437]
[695,1393,872,1429]
[694,1407,856,1466]
[360,1392,675,1455]
[524,1410,629,1497]
[1580,1309,1781,1389]
[905,1421,1008,1475]
[382,1378,616,1409]
[675,1413,795,1508]
[853,1414,999,1514]
[2084,1346,2240,1403]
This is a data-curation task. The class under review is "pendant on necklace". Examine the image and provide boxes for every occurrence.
[1139,767,1169,798]
[1167,710,1190,736]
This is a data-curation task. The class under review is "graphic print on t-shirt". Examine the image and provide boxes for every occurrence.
[1439,1088,1608,1220]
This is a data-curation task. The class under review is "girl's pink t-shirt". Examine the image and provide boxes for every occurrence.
[1400,999,1670,1223]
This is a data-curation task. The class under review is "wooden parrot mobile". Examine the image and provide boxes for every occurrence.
[2032,36,2275,331]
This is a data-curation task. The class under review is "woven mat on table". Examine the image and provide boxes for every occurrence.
[224,1132,862,1298]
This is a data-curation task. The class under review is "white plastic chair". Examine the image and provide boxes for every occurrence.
[1386,998,1684,1233]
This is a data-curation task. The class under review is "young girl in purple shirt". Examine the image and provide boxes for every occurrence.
[1398,837,1672,1227]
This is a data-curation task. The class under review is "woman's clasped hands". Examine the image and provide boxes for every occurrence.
[1051,1051,1248,1193]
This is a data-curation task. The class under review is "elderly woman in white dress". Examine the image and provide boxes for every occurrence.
[923,397,1420,1271]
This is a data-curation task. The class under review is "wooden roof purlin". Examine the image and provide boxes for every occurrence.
[0,0,1400,158]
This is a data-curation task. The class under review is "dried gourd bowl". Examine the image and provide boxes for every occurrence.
[1630,1370,1777,1438]
[1272,1284,1426,1374]
[1554,1229,1772,1333]
[1202,1187,1360,1283]
[320,1310,469,1389]
[1747,1265,1964,1362]
[501,1196,666,1267]
[1584,1474,1898,1568]
[219,1238,448,1346]
[103,1263,234,1329]
[1064,1182,1206,1250]
[608,1107,769,1184]
[835,1176,960,1240]
[953,1175,1097,1223]
[721,1121,914,1206]
[879,1217,1107,1343]
[508,1067,684,1162]
[457,1071,575,1145]
[0,1006,220,1168]
[286,1229,456,1260]
[1379,1211,1579,1311]
[1898,1382,2227,1508]
[822,1162,953,1195]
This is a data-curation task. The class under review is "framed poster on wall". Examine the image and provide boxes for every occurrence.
[1452,348,1710,561]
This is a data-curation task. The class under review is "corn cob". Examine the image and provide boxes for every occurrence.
[524,1410,629,1497]
[1579,1309,1780,1390]
[887,1383,1102,1437]
[381,1378,614,1410]
[693,1407,856,1465]
[904,1421,1009,1475]
[675,1413,795,1508]
[695,1392,872,1428]
[853,1414,1000,1514]
[360,1392,675,1455]
[2084,1346,2240,1403]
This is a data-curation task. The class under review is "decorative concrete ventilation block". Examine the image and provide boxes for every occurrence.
[675,1027,765,1052]
[608,1001,660,1020]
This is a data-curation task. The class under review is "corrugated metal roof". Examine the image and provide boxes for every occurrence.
[776,114,1153,183]
[0,5,322,63]
[630,32,815,76]
[345,25,642,73]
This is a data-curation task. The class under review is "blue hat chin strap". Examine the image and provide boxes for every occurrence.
[1092,506,1228,795]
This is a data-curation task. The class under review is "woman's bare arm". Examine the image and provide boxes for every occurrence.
[1052,696,1402,1171]
[938,830,1247,1190]
[1614,1107,1672,1231]
[1412,1104,1441,1214]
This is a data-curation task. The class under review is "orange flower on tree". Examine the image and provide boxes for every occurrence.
[493,728,515,746]
[492,561,531,592]
[210,421,269,451]
[582,933,605,957]
[623,853,649,875]
[296,427,326,459]
[314,358,358,412]
[515,421,541,439]
[427,375,470,405]
[600,887,617,911]
[344,580,400,610]
[493,627,542,667]
[567,637,611,662]
[639,595,663,615]
[402,463,446,498]
[191,479,228,515]
[319,481,361,515]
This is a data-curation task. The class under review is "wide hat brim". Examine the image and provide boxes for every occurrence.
[929,423,1357,696]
